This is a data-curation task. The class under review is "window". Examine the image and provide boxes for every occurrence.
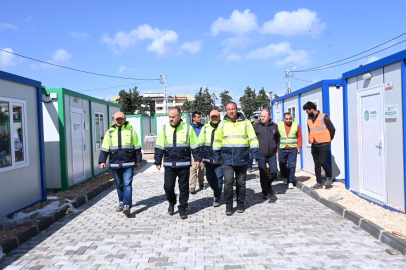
[156,101,163,104]
[0,97,28,172]
[94,112,105,150]
[287,106,296,122]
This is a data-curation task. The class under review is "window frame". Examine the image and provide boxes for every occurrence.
[0,97,29,173]
[93,111,105,151]
[286,106,297,123]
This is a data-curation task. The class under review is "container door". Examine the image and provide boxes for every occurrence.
[71,109,86,184]
[358,85,385,202]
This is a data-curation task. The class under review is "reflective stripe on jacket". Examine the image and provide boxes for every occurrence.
[307,113,331,144]
[154,120,201,168]
[278,122,298,148]
[198,121,219,164]
[213,113,259,166]
[98,121,142,169]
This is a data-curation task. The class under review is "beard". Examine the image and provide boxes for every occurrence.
[308,112,314,118]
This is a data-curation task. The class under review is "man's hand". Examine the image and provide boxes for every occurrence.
[135,162,140,168]
[194,161,200,169]
[99,163,106,169]
[297,148,301,154]
[156,165,161,170]
[276,149,279,153]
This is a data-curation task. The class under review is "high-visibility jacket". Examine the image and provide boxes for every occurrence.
[278,122,298,148]
[98,121,142,169]
[213,113,259,166]
[198,121,220,164]
[307,112,332,144]
[154,120,201,168]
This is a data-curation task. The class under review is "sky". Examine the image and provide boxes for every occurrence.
[1,0,406,103]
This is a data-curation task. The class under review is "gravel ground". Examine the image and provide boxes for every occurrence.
[296,170,406,239]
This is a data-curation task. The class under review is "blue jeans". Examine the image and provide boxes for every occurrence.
[248,152,253,169]
[205,163,223,199]
[0,150,10,166]
[258,155,278,196]
[278,148,298,184]
[112,167,134,207]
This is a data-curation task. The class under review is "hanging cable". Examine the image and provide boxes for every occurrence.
[78,80,157,92]
[0,48,161,80]
[291,78,314,83]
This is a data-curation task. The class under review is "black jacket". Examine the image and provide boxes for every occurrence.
[253,120,280,157]
[308,111,336,147]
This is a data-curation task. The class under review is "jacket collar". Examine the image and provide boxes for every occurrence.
[224,112,245,122]
[259,119,274,126]
[209,120,220,129]
[191,122,203,128]
[110,121,130,130]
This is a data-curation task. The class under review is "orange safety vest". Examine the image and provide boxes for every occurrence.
[307,112,331,144]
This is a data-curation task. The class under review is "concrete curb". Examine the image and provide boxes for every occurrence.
[296,182,406,255]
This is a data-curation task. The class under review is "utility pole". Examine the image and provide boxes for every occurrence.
[160,75,168,113]
[284,67,296,94]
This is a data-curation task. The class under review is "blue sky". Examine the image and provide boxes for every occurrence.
[1,0,406,102]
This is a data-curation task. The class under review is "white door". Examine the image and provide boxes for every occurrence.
[71,109,86,183]
[358,85,385,202]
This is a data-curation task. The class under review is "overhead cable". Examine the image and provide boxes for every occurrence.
[78,80,157,92]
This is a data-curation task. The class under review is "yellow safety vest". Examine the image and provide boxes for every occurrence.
[278,122,298,148]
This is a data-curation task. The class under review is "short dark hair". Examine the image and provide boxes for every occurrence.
[169,107,181,115]
[225,101,237,109]
[253,116,258,119]
[192,111,201,118]
[284,112,292,117]
[303,101,317,111]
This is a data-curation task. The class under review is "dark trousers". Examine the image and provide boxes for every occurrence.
[223,165,247,208]
[164,167,190,211]
[278,148,298,184]
[205,163,223,199]
[311,145,332,183]
[258,155,278,196]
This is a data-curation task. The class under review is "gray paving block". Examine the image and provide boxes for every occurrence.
[360,219,386,240]
[380,231,406,255]
[329,201,346,216]
[344,210,364,226]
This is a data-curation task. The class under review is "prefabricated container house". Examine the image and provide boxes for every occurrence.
[342,49,406,209]
[126,115,155,147]
[0,71,46,217]
[42,88,122,190]
[154,113,190,135]
[271,80,345,181]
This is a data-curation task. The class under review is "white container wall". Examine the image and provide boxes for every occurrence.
[126,115,152,147]
[155,113,190,135]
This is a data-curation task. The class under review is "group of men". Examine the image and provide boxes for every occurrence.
[98,100,335,219]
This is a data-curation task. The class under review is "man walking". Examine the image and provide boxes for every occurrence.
[198,110,223,207]
[253,109,280,199]
[99,112,142,216]
[190,111,205,194]
[154,107,201,219]
[278,112,302,189]
[213,102,259,215]
[302,101,336,189]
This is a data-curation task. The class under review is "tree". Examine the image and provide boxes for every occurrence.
[138,97,154,115]
[219,90,233,112]
[256,87,270,110]
[239,86,257,119]
[182,87,217,117]
[273,94,280,99]
[182,99,194,113]
[115,86,145,115]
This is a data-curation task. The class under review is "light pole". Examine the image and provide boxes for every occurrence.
[160,74,167,113]
[284,67,296,94]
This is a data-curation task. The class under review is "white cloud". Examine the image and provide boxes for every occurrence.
[363,56,380,65]
[101,24,179,56]
[0,23,18,31]
[261,8,325,36]
[19,16,32,22]
[31,49,72,69]
[70,32,89,38]
[211,9,258,36]
[118,66,126,74]
[0,48,19,67]
[180,41,203,54]
[227,53,242,62]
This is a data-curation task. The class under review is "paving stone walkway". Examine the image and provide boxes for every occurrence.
[1,167,406,270]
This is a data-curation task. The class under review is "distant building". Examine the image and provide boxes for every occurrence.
[174,94,194,113]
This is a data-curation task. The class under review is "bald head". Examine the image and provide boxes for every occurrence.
[114,112,126,127]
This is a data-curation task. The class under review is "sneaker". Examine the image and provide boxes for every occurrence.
[190,188,196,194]
[179,210,188,219]
[199,185,205,190]
[248,168,252,173]
[312,183,324,189]
[168,204,175,215]
[324,177,334,187]
[288,183,294,189]
[116,202,123,212]
[237,207,245,213]
[268,185,274,195]
[213,197,220,207]
[283,178,288,185]
[123,205,130,216]
[225,205,233,216]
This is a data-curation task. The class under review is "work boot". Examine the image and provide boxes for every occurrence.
[237,206,245,213]
[179,209,188,219]
[168,204,175,215]
[312,183,324,189]
[123,205,130,216]
[324,177,334,187]
[190,188,196,194]
[213,197,221,207]
[199,185,205,190]
[225,204,233,216]
[262,194,270,200]
[116,202,123,212]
